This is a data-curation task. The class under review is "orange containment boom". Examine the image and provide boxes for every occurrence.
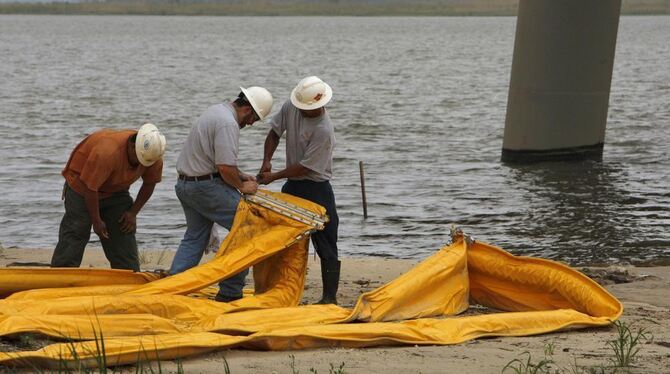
[0,190,622,368]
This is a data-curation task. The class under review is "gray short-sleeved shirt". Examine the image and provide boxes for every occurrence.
[176,103,240,176]
[269,100,335,182]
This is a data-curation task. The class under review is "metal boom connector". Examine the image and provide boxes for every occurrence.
[244,191,328,230]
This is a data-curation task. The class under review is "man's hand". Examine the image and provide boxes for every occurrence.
[239,180,259,195]
[260,160,272,174]
[257,161,272,184]
[93,219,110,240]
[257,171,274,185]
[119,211,137,234]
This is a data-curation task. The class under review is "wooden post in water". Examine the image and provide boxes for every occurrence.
[359,161,368,219]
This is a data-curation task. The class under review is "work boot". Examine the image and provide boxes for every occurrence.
[214,293,242,303]
[316,260,340,305]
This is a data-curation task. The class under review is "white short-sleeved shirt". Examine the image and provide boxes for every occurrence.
[269,100,335,182]
[177,103,240,176]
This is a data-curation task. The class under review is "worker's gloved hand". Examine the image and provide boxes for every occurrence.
[119,211,137,234]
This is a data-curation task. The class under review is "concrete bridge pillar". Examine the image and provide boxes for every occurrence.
[502,0,622,162]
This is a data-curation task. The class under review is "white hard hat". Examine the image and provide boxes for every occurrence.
[135,123,166,167]
[239,86,274,120]
[290,76,333,110]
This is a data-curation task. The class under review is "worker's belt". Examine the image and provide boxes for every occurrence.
[178,172,220,182]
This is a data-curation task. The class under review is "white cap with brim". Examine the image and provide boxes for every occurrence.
[290,76,333,110]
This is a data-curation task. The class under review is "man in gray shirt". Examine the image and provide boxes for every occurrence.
[171,86,273,303]
[258,76,340,305]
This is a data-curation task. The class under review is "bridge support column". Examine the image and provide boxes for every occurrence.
[501,0,622,162]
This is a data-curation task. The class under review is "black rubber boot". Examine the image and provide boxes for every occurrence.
[316,260,340,305]
[214,294,242,303]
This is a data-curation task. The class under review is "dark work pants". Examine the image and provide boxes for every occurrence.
[282,179,339,261]
[51,183,139,271]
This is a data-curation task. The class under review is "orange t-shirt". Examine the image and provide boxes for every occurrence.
[62,129,163,199]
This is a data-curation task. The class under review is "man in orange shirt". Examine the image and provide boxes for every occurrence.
[51,123,166,271]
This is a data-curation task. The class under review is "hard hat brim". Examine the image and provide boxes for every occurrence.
[135,123,165,167]
[290,81,333,111]
[240,86,270,120]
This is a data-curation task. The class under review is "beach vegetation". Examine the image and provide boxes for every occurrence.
[607,320,650,368]
[221,354,231,374]
[328,362,347,374]
[288,354,347,374]
[503,321,652,373]
[502,350,553,374]
[0,314,190,373]
[543,341,555,356]
[289,354,300,374]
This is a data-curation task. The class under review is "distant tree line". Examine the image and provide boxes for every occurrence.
[0,0,667,16]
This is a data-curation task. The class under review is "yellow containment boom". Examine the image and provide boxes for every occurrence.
[0,190,622,368]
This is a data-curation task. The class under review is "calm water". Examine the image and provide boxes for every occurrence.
[0,15,668,265]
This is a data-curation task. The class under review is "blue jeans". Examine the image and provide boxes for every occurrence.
[170,178,248,298]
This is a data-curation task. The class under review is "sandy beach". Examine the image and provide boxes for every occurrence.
[0,247,668,373]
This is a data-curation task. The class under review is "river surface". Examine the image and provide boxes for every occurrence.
[0,15,668,265]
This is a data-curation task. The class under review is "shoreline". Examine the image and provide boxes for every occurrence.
[0,247,668,372]
[1,12,669,17]
[0,2,668,17]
